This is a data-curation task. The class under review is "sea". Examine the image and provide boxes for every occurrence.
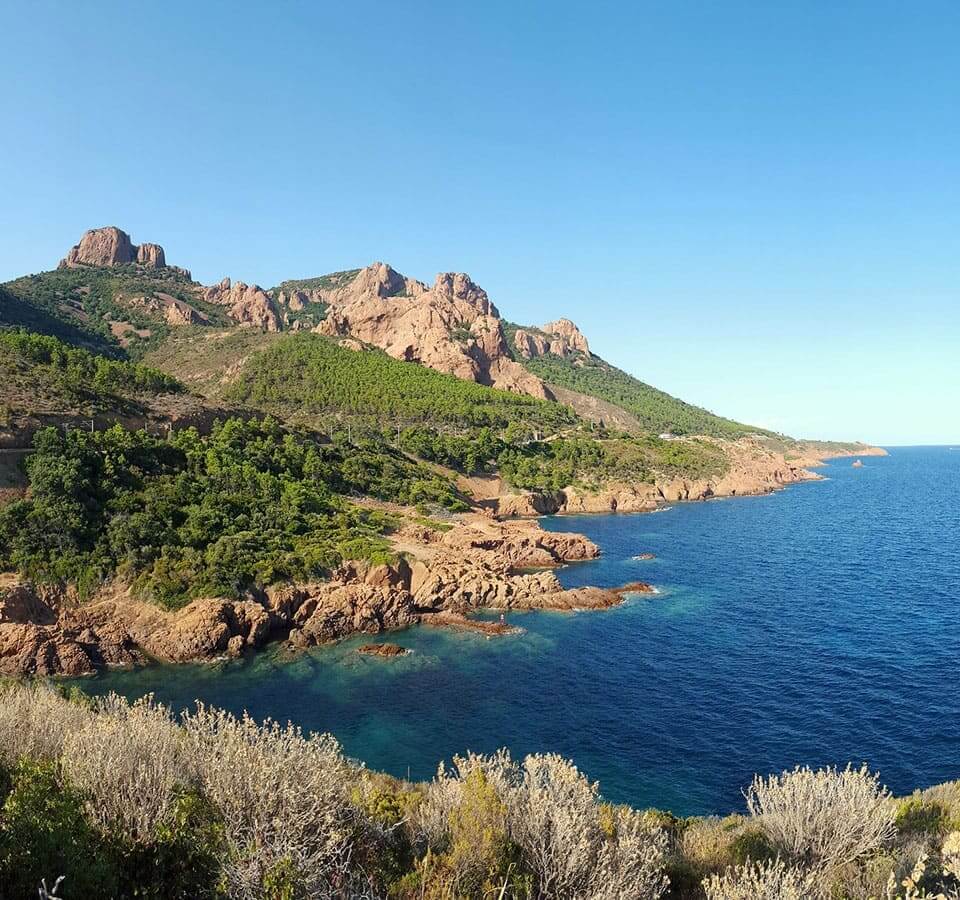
[74,447,960,815]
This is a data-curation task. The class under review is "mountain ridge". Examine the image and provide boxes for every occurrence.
[2,226,771,439]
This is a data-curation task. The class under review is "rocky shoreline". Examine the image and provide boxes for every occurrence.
[0,441,885,678]
[493,439,886,516]
[0,515,640,677]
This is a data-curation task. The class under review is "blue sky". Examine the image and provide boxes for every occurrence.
[1,1,957,445]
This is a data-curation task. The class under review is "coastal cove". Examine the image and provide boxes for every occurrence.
[72,447,960,816]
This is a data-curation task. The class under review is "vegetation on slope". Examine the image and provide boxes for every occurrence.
[215,334,729,491]
[399,428,727,491]
[2,684,959,900]
[521,352,770,438]
[0,267,230,359]
[0,329,187,437]
[223,333,579,433]
[501,322,770,438]
[272,268,361,295]
[0,417,467,609]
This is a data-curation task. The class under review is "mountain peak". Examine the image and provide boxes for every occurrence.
[58,226,188,277]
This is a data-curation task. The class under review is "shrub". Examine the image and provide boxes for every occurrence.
[896,795,958,838]
[702,858,816,899]
[0,759,122,898]
[745,764,896,874]
[509,752,668,899]
[0,681,90,765]
[62,693,188,842]
[180,703,357,899]
[729,826,779,865]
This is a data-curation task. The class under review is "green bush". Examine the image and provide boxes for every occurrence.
[0,759,122,898]
[0,417,463,607]
[895,795,958,837]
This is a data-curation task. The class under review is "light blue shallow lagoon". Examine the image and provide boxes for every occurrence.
[75,447,960,815]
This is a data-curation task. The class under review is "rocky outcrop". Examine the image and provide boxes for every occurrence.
[513,319,591,360]
[358,642,408,657]
[0,581,140,676]
[136,242,166,267]
[202,278,281,331]
[543,318,590,355]
[59,226,179,272]
[303,263,552,398]
[0,514,614,675]
[125,292,207,326]
[513,329,550,359]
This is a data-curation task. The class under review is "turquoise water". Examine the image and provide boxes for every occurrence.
[76,447,960,815]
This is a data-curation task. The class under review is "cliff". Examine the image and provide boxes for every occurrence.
[59,226,190,278]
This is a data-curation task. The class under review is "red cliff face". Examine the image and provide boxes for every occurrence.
[307,262,553,399]
[58,226,187,276]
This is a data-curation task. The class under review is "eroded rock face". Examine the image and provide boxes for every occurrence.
[513,329,551,359]
[307,262,553,398]
[512,318,590,360]
[136,242,166,267]
[543,318,590,355]
[125,292,207,326]
[59,226,173,271]
[202,278,281,331]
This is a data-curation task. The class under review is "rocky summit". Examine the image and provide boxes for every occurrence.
[59,225,190,278]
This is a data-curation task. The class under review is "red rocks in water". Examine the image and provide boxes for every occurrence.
[616,581,656,596]
[357,643,408,657]
[421,612,521,636]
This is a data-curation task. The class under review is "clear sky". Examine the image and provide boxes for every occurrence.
[1,1,957,445]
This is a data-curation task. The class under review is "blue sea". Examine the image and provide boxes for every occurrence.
[76,447,960,815]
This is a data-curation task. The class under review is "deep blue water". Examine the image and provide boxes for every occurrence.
[77,447,960,815]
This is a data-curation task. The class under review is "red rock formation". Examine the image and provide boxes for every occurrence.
[307,263,552,398]
[202,278,281,331]
[59,226,173,271]
[543,318,590,355]
[136,242,166,267]
[0,514,611,675]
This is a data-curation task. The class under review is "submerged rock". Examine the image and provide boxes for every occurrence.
[357,643,408,657]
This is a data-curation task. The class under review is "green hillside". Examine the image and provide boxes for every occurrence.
[0,329,183,422]
[223,332,578,433]
[0,267,230,360]
[0,416,466,608]
[502,322,771,438]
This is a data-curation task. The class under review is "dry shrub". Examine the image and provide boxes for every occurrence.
[510,752,668,899]
[180,702,358,899]
[414,750,518,852]
[591,805,671,900]
[745,764,896,875]
[412,750,522,896]
[680,816,748,874]
[702,858,817,899]
[415,751,669,898]
[0,682,91,764]
[61,693,187,842]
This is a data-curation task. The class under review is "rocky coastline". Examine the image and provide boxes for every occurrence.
[0,514,636,677]
[0,441,885,679]
[493,439,887,516]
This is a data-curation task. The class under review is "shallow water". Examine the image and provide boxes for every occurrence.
[76,447,960,815]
